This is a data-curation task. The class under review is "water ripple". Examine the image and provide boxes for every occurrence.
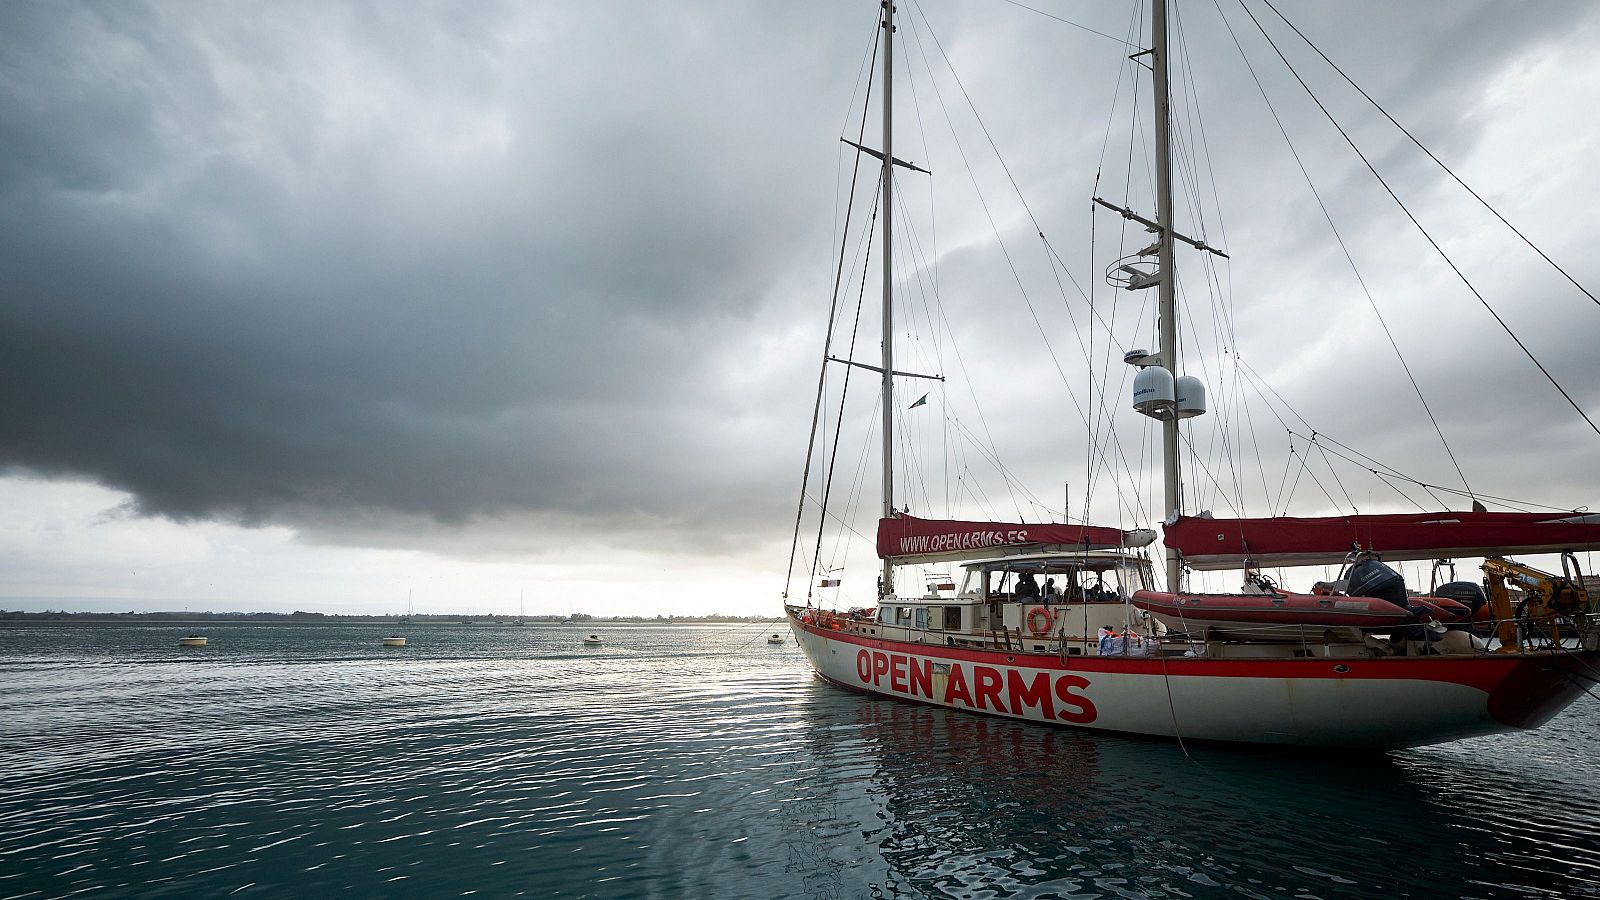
[0,622,1597,899]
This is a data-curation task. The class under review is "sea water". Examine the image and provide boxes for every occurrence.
[1,621,1597,899]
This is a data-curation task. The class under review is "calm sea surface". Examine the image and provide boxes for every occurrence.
[1,621,1598,899]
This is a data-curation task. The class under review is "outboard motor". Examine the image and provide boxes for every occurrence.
[1433,581,1488,614]
[1347,558,1434,652]
[1433,580,1490,634]
[1345,559,1408,606]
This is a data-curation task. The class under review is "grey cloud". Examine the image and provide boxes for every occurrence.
[0,1,851,545]
[1,0,1596,566]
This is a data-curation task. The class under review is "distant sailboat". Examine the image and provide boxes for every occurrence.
[515,589,527,626]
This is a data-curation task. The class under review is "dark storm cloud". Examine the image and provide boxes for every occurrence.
[0,1,854,545]
[1,0,1596,561]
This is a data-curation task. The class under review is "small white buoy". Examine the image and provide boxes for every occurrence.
[582,634,603,647]
[767,633,784,645]
[178,635,208,647]
[382,635,407,647]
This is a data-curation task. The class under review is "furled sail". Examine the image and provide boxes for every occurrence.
[878,514,1156,564]
[1165,510,1600,570]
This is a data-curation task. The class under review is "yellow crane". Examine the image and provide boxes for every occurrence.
[1481,552,1593,652]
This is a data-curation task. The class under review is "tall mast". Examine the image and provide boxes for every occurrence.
[1152,0,1182,592]
[879,0,896,600]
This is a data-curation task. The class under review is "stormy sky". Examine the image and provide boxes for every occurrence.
[2,1,1598,615]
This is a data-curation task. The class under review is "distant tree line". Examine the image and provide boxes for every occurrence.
[0,610,774,623]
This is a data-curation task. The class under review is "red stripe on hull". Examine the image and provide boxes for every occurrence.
[791,616,1598,746]
[798,619,1598,699]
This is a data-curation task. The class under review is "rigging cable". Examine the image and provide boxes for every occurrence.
[1311,433,1359,512]
[894,29,952,521]
[1297,433,1352,516]
[785,21,882,601]
[1172,430,1247,517]
[1260,0,1600,312]
[1235,0,1600,441]
[1214,0,1479,501]
[1166,39,1250,522]
[1232,345,1585,513]
[1279,427,1584,514]
[1081,3,1157,528]
[808,182,882,601]
[1233,357,1453,510]
[996,0,1143,50]
[906,4,1114,400]
[822,390,884,601]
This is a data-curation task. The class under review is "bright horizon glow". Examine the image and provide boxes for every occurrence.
[0,476,787,618]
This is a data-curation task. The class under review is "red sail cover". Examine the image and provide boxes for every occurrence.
[877,515,1153,562]
[1166,511,1600,570]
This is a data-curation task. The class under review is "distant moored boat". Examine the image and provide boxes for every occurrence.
[178,634,207,647]
[382,635,407,647]
[582,634,602,647]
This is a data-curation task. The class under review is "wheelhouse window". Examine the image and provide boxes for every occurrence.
[968,556,1152,603]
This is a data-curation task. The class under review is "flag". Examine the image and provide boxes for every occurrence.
[908,393,929,410]
[820,578,841,587]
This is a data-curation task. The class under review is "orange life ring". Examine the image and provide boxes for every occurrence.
[1026,605,1054,636]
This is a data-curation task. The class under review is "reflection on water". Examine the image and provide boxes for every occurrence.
[841,700,1600,898]
[0,622,1596,899]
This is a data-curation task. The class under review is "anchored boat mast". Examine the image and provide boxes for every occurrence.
[1152,0,1183,593]
[880,0,896,600]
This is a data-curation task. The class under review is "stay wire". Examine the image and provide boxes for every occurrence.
[823,391,885,600]
[1233,359,1453,509]
[1297,433,1350,516]
[1281,427,1585,514]
[896,21,953,518]
[1369,470,1434,514]
[996,0,1142,50]
[1235,0,1600,441]
[1260,0,1600,312]
[897,8,1027,521]
[808,182,882,601]
[1214,0,1476,501]
[1311,434,1358,512]
[786,27,882,600]
[1174,430,1246,518]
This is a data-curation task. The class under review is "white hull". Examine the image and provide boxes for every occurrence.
[789,617,1593,749]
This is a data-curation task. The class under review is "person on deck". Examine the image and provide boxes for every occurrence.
[1016,572,1040,600]
[1043,578,1061,600]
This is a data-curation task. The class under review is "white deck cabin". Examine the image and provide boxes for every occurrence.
[862,551,1161,656]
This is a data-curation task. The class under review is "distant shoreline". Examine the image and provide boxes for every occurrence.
[0,611,776,625]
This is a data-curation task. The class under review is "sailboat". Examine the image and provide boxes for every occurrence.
[784,1,1600,748]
